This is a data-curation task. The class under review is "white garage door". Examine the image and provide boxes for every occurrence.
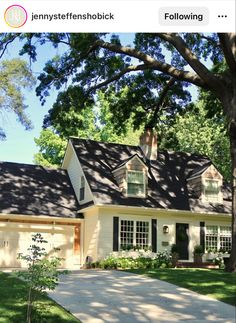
[0,221,79,268]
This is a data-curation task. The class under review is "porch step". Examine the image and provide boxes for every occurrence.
[177,262,219,269]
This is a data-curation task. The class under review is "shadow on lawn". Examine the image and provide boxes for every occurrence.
[132,268,236,306]
[0,272,79,323]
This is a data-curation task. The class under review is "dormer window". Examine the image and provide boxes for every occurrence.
[112,154,147,198]
[187,163,223,204]
[204,179,220,202]
[127,170,145,197]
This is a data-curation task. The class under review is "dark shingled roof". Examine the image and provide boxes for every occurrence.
[187,161,212,179]
[71,138,231,214]
[0,162,78,217]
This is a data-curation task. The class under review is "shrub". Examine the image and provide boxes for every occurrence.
[193,245,204,255]
[213,253,225,269]
[171,244,178,254]
[94,250,172,270]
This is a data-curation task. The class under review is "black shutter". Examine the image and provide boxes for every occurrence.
[113,217,119,251]
[200,222,205,251]
[152,219,157,252]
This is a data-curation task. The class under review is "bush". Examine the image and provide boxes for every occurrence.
[93,250,172,270]
[213,253,225,269]
[171,244,178,254]
[193,245,204,255]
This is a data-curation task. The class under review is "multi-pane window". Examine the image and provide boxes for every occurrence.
[220,226,231,252]
[120,220,149,250]
[127,171,145,196]
[120,220,134,249]
[80,176,85,201]
[204,180,220,202]
[136,221,149,249]
[205,226,218,251]
[205,225,231,252]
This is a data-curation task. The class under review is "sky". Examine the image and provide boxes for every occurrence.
[0,34,199,164]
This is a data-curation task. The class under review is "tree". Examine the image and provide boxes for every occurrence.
[34,91,142,167]
[1,33,235,271]
[34,129,67,167]
[17,233,66,323]
[159,100,231,181]
[0,58,35,139]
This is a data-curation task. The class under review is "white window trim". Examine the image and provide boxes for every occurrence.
[205,225,231,252]
[119,219,151,250]
[202,178,222,204]
[126,170,146,198]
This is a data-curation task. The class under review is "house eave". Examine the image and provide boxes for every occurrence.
[94,203,231,218]
[0,213,84,223]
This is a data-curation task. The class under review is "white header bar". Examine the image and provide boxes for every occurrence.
[1,0,235,32]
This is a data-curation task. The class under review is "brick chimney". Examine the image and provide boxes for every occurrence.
[139,128,158,160]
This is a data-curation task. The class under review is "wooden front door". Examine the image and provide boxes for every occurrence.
[176,223,189,260]
[74,224,81,255]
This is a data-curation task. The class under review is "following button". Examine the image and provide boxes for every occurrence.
[159,7,209,26]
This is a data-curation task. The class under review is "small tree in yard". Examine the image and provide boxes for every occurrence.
[17,233,67,323]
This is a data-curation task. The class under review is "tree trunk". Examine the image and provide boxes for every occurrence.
[27,286,33,323]
[226,120,236,272]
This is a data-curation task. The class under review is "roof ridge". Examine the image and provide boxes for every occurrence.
[70,137,140,149]
[0,161,65,172]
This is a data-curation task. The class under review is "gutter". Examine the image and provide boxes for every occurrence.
[78,203,231,218]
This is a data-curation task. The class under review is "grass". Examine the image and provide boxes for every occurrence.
[126,268,236,306]
[0,272,80,323]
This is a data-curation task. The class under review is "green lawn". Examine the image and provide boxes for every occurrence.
[126,268,236,306]
[0,272,80,323]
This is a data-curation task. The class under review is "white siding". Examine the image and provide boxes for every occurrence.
[66,148,93,205]
[96,207,231,262]
[83,209,99,262]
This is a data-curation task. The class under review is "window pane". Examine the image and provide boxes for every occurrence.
[120,220,134,249]
[205,225,218,251]
[206,226,218,235]
[136,221,149,249]
[128,171,144,184]
[127,183,145,195]
[220,226,231,252]
[205,180,220,202]
[127,171,145,196]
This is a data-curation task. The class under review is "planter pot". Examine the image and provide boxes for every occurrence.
[206,253,216,260]
[171,252,179,267]
[194,254,203,264]
[222,253,230,258]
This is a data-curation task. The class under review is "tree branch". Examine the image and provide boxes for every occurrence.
[0,34,19,60]
[87,64,153,93]
[156,33,223,91]
[147,78,176,128]
[94,40,208,89]
[218,33,236,76]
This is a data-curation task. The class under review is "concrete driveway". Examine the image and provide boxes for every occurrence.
[49,270,235,323]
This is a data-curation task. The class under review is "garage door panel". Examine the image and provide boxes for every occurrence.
[0,222,81,268]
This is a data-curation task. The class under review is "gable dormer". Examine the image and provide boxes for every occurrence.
[112,155,148,198]
[187,163,223,204]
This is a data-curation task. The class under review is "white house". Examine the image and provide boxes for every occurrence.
[0,129,232,268]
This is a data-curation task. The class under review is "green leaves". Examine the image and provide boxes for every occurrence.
[0,58,36,139]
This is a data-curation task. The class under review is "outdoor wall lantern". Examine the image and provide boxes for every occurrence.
[163,225,169,234]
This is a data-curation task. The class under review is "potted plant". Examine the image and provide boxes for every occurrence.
[193,245,204,264]
[171,244,179,267]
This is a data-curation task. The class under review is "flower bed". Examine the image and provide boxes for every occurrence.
[90,250,172,270]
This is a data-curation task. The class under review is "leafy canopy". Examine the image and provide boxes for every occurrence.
[0,58,36,139]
